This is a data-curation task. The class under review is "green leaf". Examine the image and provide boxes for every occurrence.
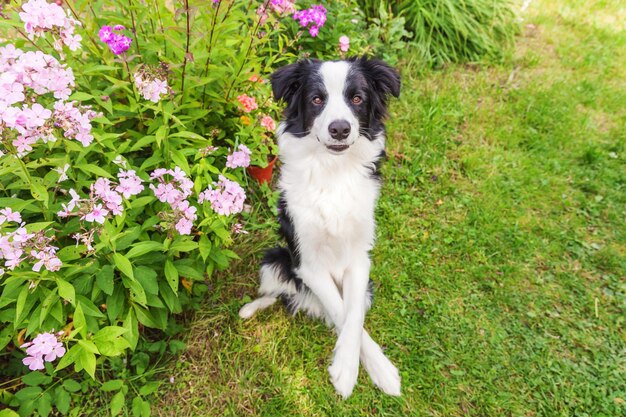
[164,260,179,294]
[62,379,82,393]
[107,284,125,323]
[113,253,134,279]
[77,339,100,354]
[169,239,198,253]
[134,266,158,295]
[198,235,211,261]
[94,326,130,356]
[101,379,124,392]
[30,181,49,205]
[37,392,52,417]
[57,245,86,262]
[96,265,115,296]
[80,349,96,379]
[110,390,125,416]
[56,344,81,371]
[55,386,71,414]
[56,278,75,305]
[73,303,87,338]
[0,410,20,417]
[138,381,160,396]
[126,241,164,259]
[170,149,190,174]
[22,372,52,386]
[123,276,147,306]
[14,386,42,401]
[75,163,113,178]
[0,325,13,351]
[24,222,54,233]
[69,92,94,102]
[123,309,139,350]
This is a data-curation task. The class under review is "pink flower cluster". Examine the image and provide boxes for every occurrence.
[260,115,276,132]
[134,72,168,103]
[21,331,66,371]
[293,4,327,37]
[58,170,144,223]
[149,167,197,235]
[226,144,251,169]
[19,0,82,51]
[0,45,99,156]
[257,0,296,24]
[237,94,258,113]
[0,208,61,273]
[99,25,132,55]
[198,175,246,216]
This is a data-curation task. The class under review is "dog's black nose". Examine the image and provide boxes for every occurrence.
[328,120,351,140]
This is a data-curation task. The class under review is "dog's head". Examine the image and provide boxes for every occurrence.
[271,57,400,154]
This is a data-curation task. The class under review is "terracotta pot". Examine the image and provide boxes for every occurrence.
[247,155,278,184]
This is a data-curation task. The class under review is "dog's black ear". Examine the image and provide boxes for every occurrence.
[271,62,304,105]
[359,57,401,99]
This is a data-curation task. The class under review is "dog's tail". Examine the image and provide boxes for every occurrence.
[239,247,298,319]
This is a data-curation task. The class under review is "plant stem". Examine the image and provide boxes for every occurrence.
[128,0,142,56]
[201,0,223,107]
[180,0,192,105]
[224,0,271,102]
[154,0,167,55]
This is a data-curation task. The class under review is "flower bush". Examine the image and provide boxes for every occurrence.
[0,0,407,415]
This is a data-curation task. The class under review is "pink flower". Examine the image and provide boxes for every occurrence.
[175,217,193,235]
[21,331,65,370]
[260,115,276,131]
[83,204,108,224]
[22,355,45,371]
[116,170,144,198]
[237,94,258,113]
[134,72,168,103]
[0,208,22,225]
[339,36,350,52]
[226,144,251,169]
[198,175,246,216]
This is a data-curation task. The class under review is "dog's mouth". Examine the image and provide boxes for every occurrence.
[326,144,350,153]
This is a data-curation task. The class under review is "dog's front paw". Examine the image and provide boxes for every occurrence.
[361,344,401,396]
[328,347,359,399]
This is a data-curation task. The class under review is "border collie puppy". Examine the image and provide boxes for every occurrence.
[239,57,401,398]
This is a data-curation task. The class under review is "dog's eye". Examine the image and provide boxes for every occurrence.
[312,96,323,105]
[352,95,363,105]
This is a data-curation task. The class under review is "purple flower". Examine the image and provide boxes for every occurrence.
[99,25,132,55]
[293,5,327,37]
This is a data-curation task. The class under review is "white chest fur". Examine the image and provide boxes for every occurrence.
[278,132,383,271]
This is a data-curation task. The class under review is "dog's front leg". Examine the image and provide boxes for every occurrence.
[298,260,400,398]
[327,255,371,398]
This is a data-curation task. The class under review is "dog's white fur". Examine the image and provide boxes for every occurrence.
[239,61,400,398]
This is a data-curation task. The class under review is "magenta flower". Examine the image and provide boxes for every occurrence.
[99,25,132,55]
[293,5,327,37]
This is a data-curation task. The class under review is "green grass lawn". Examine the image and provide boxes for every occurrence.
[156,1,625,415]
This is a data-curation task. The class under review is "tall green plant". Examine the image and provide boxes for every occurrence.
[359,0,519,66]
